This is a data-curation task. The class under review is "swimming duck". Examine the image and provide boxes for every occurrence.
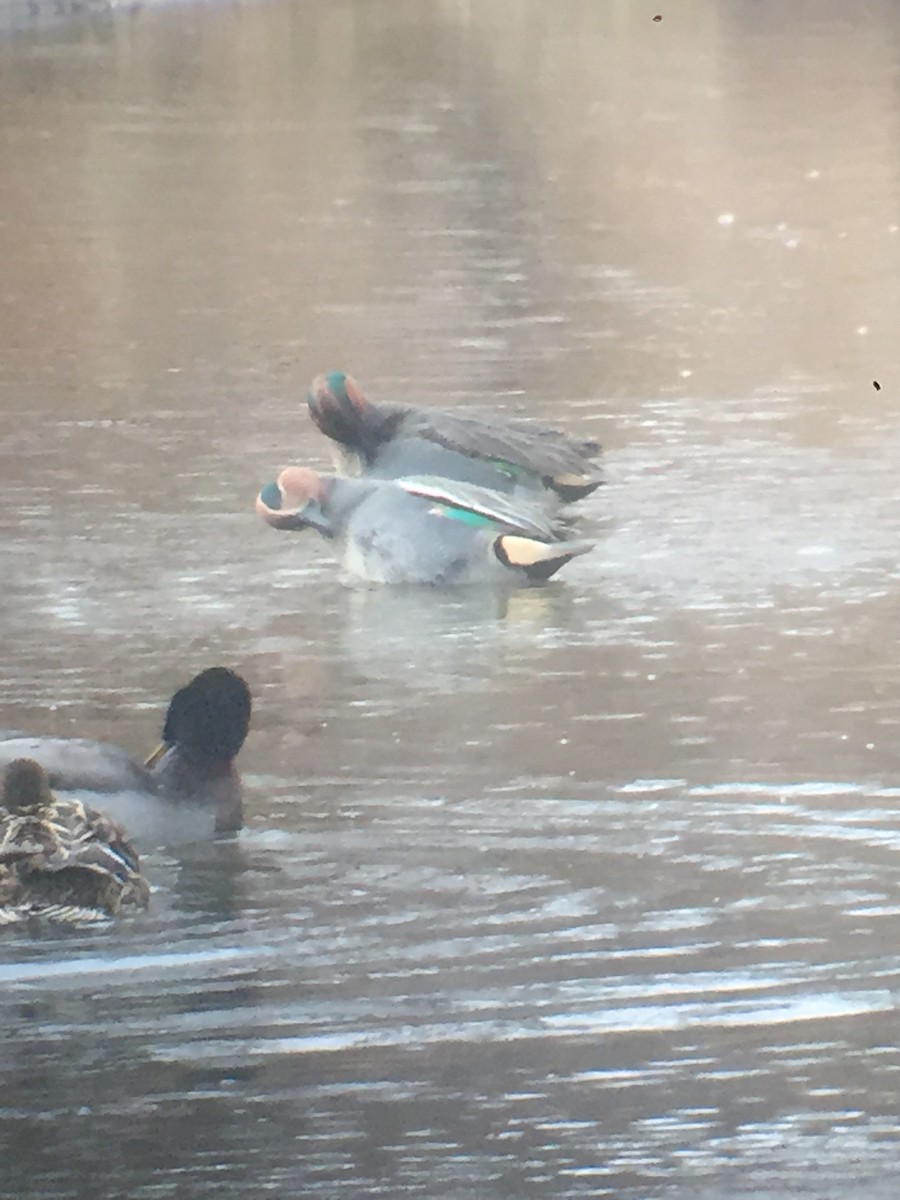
[0,668,251,845]
[308,372,602,503]
[256,467,592,584]
[0,758,150,925]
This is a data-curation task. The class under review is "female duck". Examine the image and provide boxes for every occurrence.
[257,467,592,585]
[0,667,252,846]
[307,372,602,503]
[0,758,150,925]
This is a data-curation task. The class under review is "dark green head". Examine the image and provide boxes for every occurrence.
[307,371,372,450]
[161,668,252,764]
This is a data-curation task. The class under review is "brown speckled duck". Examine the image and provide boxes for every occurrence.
[0,758,150,926]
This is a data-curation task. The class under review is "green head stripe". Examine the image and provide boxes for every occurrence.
[259,481,282,510]
[325,371,348,396]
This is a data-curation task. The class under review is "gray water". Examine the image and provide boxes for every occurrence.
[3,1,900,1196]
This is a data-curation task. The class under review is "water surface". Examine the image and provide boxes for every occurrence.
[3,1,900,1196]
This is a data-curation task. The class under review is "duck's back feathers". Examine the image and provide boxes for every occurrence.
[362,435,549,497]
[399,406,598,478]
[0,738,152,794]
[395,475,565,541]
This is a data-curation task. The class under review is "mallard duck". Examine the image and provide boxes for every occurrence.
[0,668,252,845]
[256,467,592,584]
[308,372,602,503]
[0,758,150,925]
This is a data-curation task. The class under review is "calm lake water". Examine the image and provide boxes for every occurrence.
[3,1,900,1196]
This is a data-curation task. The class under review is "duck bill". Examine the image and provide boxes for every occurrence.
[255,484,333,537]
[144,741,167,768]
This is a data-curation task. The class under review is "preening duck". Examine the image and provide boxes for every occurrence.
[307,372,602,503]
[256,467,592,585]
[0,668,252,845]
[0,758,150,926]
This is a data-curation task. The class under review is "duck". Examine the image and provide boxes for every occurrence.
[0,667,252,846]
[0,758,150,925]
[256,466,592,585]
[307,372,602,503]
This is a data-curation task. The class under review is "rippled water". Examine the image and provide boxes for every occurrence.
[3,0,900,1195]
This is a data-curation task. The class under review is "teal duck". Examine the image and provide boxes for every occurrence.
[0,668,252,845]
[256,467,592,584]
[308,372,602,503]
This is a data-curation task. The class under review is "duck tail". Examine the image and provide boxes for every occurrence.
[546,473,604,503]
[494,536,593,581]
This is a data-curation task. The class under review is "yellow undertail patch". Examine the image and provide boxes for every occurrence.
[495,535,593,581]
[496,536,557,567]
[551,472,590,488]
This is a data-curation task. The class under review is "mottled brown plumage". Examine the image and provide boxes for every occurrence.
[0,759,150,926]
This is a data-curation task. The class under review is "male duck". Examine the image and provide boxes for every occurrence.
[308,372,602,503]
[0,667,252,845]
[256,467,592,585]
[0,758,150,925]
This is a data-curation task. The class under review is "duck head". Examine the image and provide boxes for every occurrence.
[141,668,251,833]
[307,372,371,449]
[255,467,334,536]
[2,758,53,814]
[154,667,252,767]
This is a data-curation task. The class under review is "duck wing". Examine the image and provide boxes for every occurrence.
[366,435,543,494]
[395,476,565,541]
[0,738,154,795]
[400,408,600,477]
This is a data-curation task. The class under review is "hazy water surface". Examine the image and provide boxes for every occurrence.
[3,1,900,1196]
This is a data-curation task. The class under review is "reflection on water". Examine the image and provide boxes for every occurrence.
[3,0,900,1195]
